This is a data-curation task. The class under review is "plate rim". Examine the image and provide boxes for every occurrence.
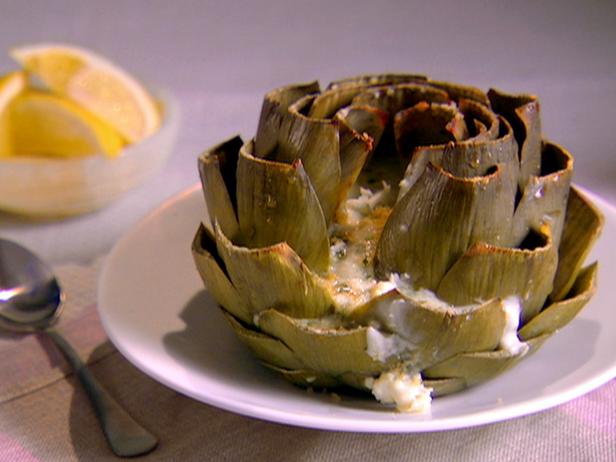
[97,183,616,433]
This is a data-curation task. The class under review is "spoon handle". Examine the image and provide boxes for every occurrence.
[47,328,158,457]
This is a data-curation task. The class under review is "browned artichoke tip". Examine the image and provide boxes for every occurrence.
[192,72,603,412]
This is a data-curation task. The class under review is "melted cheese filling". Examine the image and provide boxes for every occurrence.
[324,182,394,314]
[365,370,432,413]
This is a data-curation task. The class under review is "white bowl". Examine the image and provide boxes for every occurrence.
[0,88,179,217]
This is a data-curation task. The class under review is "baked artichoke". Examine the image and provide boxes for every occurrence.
[192,74,603,412]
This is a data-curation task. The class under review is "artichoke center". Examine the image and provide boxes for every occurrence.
[325,172,399,314]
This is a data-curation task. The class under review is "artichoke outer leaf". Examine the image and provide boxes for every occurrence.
[326,73,427,91]
[262,363,343,389]
[422,334,549,387]
[509,141,573,249]
[197,136,242,241]
[350,290,507,370]
[256,309,390,376]
[423,377,467,397]
[222,310,304,370]
[236,140,330,273]
[436,225,558,323]
[519,262,598,341]
[263,364,378,391]
[376,163,516,290]
[487,88,541,190]
[255,81,320,158]
[192,223,252,324]
[550,186,604,301]
[275,94,342,223]
[215,222,335,319]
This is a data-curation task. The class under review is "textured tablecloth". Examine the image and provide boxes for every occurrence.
[0,260,614,462]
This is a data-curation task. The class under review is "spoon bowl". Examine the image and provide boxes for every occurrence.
[0,238,63,331]
[0,238,158,457]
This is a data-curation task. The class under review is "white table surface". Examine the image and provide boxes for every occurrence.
[1,0,614,265]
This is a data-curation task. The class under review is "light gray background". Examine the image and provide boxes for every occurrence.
[1,0,614,263]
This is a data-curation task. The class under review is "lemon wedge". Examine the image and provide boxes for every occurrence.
[11,43,160,143]
[0,71,26,157]
[7,89,124,158]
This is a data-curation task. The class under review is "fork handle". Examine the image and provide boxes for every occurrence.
[47,328,158,457]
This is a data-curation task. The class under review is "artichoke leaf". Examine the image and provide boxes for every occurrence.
[439,116,517,178]
[394,102,469,157]
[376,163,516,290]
[335,104,388,148]
[326,73,427,91]
[255,81,320,158]
[197,136,242,240]
[550,186,604,301]
[236,140,330,273]
[427,79,491,106]
[423,377,466,397]
[334,115,376,208]
[509,142,573,249]
[351,83,449,118]
[398,116,518,197]
[191,224,252,324]
[256,309,390,375]
[215,222,335,319]
[263,364,343,389]
[275,94,342,223]
[423,334,549,387]
[520,263,598,340]
[222,310,303,370]
[458,98,500,141]
[308,85,367,119]
[350,289,507,370]
[263,364,382,391]
[292,368,469,397]
[437,225,558,322]
[487,88,541,189]
[351,83,449,160]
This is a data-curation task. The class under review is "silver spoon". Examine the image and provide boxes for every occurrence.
[0,238,158,457]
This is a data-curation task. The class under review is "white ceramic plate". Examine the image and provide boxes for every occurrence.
[98,184,616,432]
